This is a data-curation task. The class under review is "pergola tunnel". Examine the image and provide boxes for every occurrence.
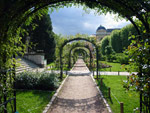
[0,0,150,113]
[68,44,93,70]
[72,48,91,68]
[59,37,99,80]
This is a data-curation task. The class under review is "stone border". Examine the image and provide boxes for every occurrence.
[42,75,69,113]
[90,74,112,113]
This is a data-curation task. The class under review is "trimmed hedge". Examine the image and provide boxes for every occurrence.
[16,71,60,90]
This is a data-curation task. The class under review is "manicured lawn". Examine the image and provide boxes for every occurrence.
[16,90,55,113]
[100,61,134,72]
[96,75,139,113]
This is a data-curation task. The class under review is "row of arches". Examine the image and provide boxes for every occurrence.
[59,37,99,80]
[0,1,150,113]
[68,44,93,69]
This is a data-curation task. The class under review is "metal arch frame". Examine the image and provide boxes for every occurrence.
[0,1,149,113]
[70,47,91,69]
[68,45,93,70]
[72,48,89,63]
[59,37,99,80]
[72,48,90,65]
[1,0,150,34]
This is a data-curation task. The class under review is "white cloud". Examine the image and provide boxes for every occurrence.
[83,22,95,30]
[50,6,131,35]
[102,13,130,28]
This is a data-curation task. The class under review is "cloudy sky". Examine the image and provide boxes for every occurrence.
[49,6,130,36]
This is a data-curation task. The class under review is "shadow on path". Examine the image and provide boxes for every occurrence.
[49,95,107,113]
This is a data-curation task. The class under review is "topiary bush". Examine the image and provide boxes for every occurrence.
[16,71,60,90]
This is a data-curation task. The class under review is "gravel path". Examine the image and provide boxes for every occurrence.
[47,59,108,113]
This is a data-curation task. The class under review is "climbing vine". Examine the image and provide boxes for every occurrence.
[0,7,48,112]
[0,0,150,112]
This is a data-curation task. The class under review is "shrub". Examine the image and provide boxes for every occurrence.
[16,71,60,90]
[37,72,59,90]
[115,53,129,64]
[107,54,117,62]
[15,71,38,89]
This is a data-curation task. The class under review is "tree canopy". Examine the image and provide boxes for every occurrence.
[101,24,138,54]
[27,14,56,63]
[101,36,110,55]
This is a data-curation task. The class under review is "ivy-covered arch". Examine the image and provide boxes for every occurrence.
[72,48,89,62]
[0,1,150,113]
[68,45,93,70]
[59,37,99,80]
[1,0,150,38]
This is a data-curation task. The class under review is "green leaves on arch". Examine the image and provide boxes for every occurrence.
[59,37,99,80]
[68,44,94,70]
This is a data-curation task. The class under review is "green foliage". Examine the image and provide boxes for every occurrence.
[124,34,150,99]
[0,8,49,112]
[105,46,114,62]
[115,53,129,64]
[26,14,56,63]
[54,34,67,67]
[16,71,60,90]
[110,24,137,53]
[0,1,150,112]
[101,36,110,55]
[55,34,96,70]
[110,30,122,53]
[105,46,113,55]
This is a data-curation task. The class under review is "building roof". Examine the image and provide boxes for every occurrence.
[107,28,120,32]
[96,25,106,31]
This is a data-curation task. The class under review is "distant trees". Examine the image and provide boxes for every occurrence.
[101,24,137,55]
[100,24,137,63]
[110,30,122,53]
[101,36,110,55]
[119,24,137,50]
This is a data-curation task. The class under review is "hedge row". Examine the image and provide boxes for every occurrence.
[16,71,60,90]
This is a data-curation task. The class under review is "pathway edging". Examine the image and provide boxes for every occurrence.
[90,74,112,113]
[43,75,69,113]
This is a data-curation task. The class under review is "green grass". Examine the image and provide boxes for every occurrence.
[100,61,134,72]
[96,75,139,113]
[47,62,55,67]
[47,63,69,71]
[16,90,55,113]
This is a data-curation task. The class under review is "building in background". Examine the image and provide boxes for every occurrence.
[90,25,120,41]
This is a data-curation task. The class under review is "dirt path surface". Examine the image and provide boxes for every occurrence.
[47,59,108,113]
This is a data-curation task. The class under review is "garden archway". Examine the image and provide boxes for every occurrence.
[0,1,150,113]
[72,48,89,63]
[68,45,93,70]
[59,37,99,80]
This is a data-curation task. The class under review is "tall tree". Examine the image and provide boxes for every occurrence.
[120,24,137,50]
[110,30,122,53]
[101,36,110,55]
[29,14,56,63]
[109,24,137,53]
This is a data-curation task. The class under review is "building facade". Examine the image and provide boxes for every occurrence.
[92,25,120,41]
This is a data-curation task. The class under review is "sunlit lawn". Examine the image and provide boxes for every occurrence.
[100,61,135,72]
[96,75,139,113]
[16,90,55,113]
